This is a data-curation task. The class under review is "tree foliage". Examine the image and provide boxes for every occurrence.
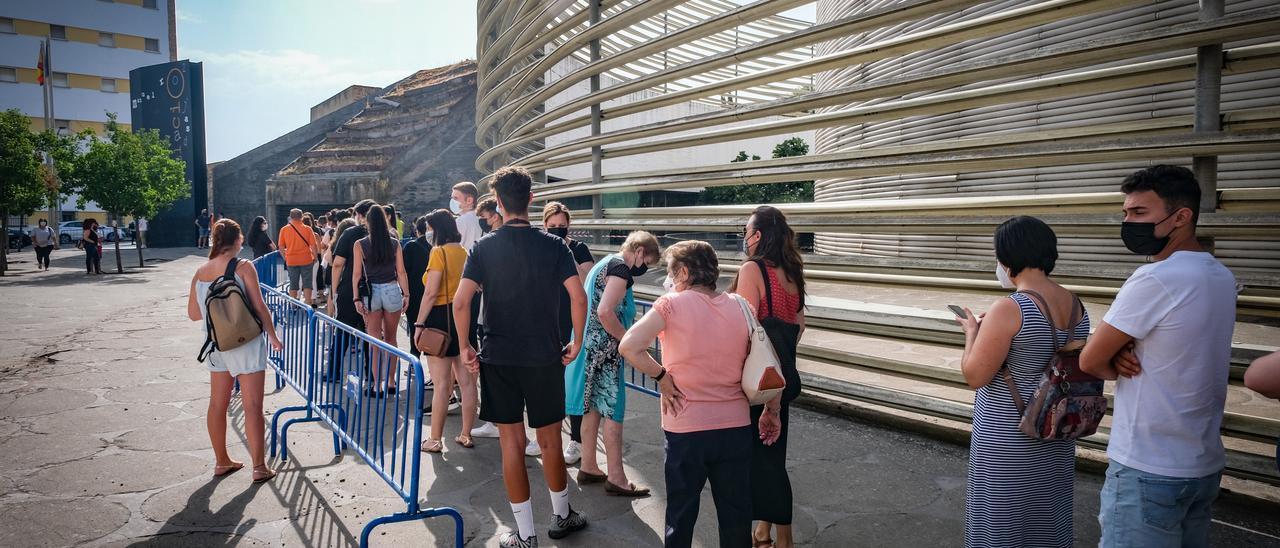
[698,137,814,205]
[0,109,81,274]
[66,113,188,271]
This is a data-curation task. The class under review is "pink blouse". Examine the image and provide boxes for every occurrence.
[653,290,751,433]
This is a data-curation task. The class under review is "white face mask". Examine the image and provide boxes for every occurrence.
[662,275,676,294]
[996,263,1016,289]
[449,198,462,214]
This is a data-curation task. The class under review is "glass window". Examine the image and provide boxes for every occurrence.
[98,32,115,47]
[0,18,14,34]
[50,25,67,40]
[51,72,68,88]
[101,78,116,92]
[143,0,158,8]
[0,67,16,83]
[145,38,159,52]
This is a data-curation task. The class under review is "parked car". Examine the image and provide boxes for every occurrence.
[7,228,31,250]
[56,221,82,245]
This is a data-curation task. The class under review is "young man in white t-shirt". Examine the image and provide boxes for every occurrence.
[451,181,484,252]
[1081,165,1237,547]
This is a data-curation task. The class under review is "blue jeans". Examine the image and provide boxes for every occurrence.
[1099,461,1220,548]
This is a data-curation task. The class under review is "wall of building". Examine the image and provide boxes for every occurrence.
[310,85,380,122]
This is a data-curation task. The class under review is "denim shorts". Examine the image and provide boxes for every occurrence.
[364,282,403,313]
[1098,460,1221,547]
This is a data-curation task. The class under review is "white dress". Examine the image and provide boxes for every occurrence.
[196,275,268,376]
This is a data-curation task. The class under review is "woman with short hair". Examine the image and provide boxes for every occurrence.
[620,240,781,548]
[563,230,659,494]
[957,215,1090,548]
[187,219,283,483]
[414,209,478,451]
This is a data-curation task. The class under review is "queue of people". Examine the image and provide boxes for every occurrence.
[183,163,1277,548]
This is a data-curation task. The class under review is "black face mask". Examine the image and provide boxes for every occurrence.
[630,264,649,277]
[1121,211,1177,256]
[546,226,569,240]
[480,221,491,234]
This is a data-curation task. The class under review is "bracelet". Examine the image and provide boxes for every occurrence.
[653,367,667,382]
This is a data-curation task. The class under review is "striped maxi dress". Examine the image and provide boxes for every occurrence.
[965,292,1091,548]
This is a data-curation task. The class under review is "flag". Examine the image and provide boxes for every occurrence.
[36,41,45,86]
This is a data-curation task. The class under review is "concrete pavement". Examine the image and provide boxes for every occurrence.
[1,246,1278,547]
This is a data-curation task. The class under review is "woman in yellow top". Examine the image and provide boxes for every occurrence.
[414,209,477,452]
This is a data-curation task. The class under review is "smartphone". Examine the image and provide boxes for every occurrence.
[947,305,969,319]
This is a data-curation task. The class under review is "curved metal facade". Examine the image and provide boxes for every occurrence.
[475,0,1280,276]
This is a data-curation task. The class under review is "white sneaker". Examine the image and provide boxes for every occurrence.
[563,440,581,465]
[525,437,542,457]
[471,422,500,438]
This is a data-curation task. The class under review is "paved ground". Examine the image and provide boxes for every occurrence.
[1,246,1278,547]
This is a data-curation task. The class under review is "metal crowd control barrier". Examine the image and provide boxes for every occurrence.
[251,254,463,548]
[625,300,661,397]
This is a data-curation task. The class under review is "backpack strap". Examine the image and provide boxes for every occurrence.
[755,259,775,319]
[1018,289,1061,351]
[223,257,241,281]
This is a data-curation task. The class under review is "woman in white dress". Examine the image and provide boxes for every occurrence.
[187,219,284,483]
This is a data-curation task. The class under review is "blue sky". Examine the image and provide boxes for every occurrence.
[180,1,814,163]
[179,0,476,162]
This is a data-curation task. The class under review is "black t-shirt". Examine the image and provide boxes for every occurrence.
[464,222,578,366]
[196,215,210,229]
[248,231,274,258]
[604,257,636,288]
[403,237,433,314]
[333,225,369,300]
[558,239,597,343]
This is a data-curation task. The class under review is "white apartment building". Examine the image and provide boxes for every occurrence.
[0,0,176,223]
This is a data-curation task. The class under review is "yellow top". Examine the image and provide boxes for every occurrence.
[425,243,468,307]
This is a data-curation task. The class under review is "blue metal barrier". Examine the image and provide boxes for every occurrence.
[625,300,661,397]
[252,254,463,548]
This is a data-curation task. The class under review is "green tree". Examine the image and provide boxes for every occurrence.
[69,113,187,272]
[0,110,78,275]
[699,137,814,205]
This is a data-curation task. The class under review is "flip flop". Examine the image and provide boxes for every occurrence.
[251,465,276,483]
[605,481,651,497]
[213,462,244,477]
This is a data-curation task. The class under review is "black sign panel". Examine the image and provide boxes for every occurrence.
[129,60,207,248]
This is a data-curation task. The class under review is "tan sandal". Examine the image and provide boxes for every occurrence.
[213,462,243,477]
[454,435,474,448]
[252,465,275,483]
[421,438,444,453]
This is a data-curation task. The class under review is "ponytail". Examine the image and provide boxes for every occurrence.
[209,219,242,259]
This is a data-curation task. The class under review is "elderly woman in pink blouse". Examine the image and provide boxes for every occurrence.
[620,240,780,548]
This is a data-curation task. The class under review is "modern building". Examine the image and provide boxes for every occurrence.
[0,0,177,223]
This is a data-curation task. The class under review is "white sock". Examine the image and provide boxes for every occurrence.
[510,499,535,539]
[549,486,570,519]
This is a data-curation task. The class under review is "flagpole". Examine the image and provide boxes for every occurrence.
[44,37,59,225]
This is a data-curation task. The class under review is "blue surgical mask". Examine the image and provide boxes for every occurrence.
[449,198,462,214]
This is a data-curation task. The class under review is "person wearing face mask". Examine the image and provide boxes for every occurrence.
[955,216,1090,548]
[30,219,58,270]
[563,230,659,496]
[619,240,781,548]
[450,182,484,251]
[1080,165,1236,547]
[477,197,504,233]
[728,206,806,548]
[542,201,596,465]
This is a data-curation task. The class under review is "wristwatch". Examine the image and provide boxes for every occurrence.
[653,367,667,382]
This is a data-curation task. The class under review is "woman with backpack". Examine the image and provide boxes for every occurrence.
[955,216,1091,547]
[729,205,805,548]
[187,219,284,483]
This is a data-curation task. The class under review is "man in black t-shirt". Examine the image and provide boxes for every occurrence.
[454,166,588,547]
[324,199,375,380]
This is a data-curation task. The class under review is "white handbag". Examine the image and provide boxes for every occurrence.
[732,294,787,406]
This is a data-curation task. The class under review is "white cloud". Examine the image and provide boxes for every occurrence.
[176,9,203,24]
[186,48,411,97]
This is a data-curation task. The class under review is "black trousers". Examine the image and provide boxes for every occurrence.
[749,402,792,524]
[84,245,101,272]
[327,297,367,379]
[664,426,752,548]
[34,245,53,268]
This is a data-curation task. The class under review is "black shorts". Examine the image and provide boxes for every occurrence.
[479,363,565,428]
[425,303,460,357]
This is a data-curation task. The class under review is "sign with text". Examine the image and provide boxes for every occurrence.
[130,60,207,248]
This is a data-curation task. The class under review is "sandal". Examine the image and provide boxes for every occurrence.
[213,462,244,477]
[422,438,444,453]
[752,538,774,548]
[605,480,651,497]
[251,465,276,483]
[454,435,474,448]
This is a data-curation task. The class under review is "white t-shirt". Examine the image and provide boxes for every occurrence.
[137,218,148,231]
[1103,251,1236,478]
[457,211,483,252]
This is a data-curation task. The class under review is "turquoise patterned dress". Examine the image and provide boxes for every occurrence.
[564,255,636,422]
